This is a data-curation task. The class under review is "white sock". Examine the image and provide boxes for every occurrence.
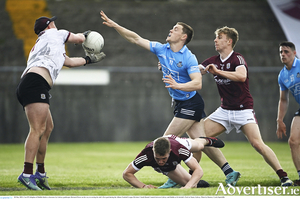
[23,173,31,177]
[37,171,46,176]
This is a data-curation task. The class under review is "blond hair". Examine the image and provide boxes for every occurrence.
[215,26,239,49]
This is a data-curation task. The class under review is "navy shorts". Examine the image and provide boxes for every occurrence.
[16,72,51,108]
[173,92,206,122]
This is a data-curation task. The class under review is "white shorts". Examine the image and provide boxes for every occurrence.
[208,107,257,134]
[165,135,192,150]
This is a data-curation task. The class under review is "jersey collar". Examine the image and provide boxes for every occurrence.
[292,57,297,68]
[285,57,298,70]
[166,43,187,53]
[220,50,234,62]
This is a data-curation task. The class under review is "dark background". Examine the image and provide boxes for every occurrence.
[1,0,296,143]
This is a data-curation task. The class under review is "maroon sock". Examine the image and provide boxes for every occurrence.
[23,162,33,175]
[276,169,287,179]
[36,162,45,173]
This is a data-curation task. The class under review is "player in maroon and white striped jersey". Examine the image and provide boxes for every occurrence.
[199,26,293,186]
[122,135,224,189]
[201,51,253,110]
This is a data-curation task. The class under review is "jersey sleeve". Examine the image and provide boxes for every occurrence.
[228,53,247,72]
[235,54,247,67]
[201,56,214,67]
[178,147,193,163]
[278,72,288,91]
[132,147,152,170]
[183,155,193,164]
[150,41,164,55]
[58,29,71,43]
[186,54,200,75]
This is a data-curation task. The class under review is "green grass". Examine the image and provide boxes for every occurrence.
[0,141,298,196]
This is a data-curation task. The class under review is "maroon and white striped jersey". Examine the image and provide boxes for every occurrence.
[131,136,192,174]
[201,51,253,110]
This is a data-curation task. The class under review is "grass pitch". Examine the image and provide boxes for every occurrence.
[0,141,298,196]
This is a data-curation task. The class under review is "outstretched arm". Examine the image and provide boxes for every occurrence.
[64,52,106,68]
[63,56,86,68]
[100,11,150,51]
[67,32,85,44]
[123,163,157,189]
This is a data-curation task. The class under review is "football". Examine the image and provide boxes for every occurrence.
[83,31,104,53]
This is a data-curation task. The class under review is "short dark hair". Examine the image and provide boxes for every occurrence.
[153,137,170,156]
[215,26,239,49]
[279,41,296,51]
[177,22,194,45]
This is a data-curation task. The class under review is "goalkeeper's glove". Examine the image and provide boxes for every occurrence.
[84,52,106,65]
[83,30,91,38]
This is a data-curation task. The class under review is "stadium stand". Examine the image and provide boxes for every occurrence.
[1,0,286,67]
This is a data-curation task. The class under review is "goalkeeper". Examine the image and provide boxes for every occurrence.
[16,16,105,190]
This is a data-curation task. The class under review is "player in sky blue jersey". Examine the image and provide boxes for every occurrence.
[150,42,200,101]
[277,41,300,186]
[100,11,238,188]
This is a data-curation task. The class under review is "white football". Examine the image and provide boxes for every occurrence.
[83,31,104,53]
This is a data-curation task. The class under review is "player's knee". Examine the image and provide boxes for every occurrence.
[288,136,300,148]
[47,122,54,133]
[30,125,47,137]
[251,141,264,154]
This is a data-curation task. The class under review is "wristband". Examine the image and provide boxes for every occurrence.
[200,64,209,73]
[142,184,146,188]
[199,64,206,70]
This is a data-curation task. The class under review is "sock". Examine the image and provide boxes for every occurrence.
[200,137,212,146]
[298,170,300,180]
[221,162,234,176]
[23,173,31,177]
[23,162,33,175]
[276,169,287,179]
[36,162,45,174]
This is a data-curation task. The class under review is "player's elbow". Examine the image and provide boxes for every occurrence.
[64,60,76,68]
[122,170,133,184]
[198,83,202,90]
[193,167,204,180]
[235,73,247,82]
[239,76,247,82]
[122,169,130,181]
[195,81,202,90]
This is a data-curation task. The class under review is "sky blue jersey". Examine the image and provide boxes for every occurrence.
[150,41,200,101]
[278,57,300,105]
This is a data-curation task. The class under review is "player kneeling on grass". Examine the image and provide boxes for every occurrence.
[123,135,224,189]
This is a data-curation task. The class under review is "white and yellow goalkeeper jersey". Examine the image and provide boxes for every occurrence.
[22,28,70,84]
